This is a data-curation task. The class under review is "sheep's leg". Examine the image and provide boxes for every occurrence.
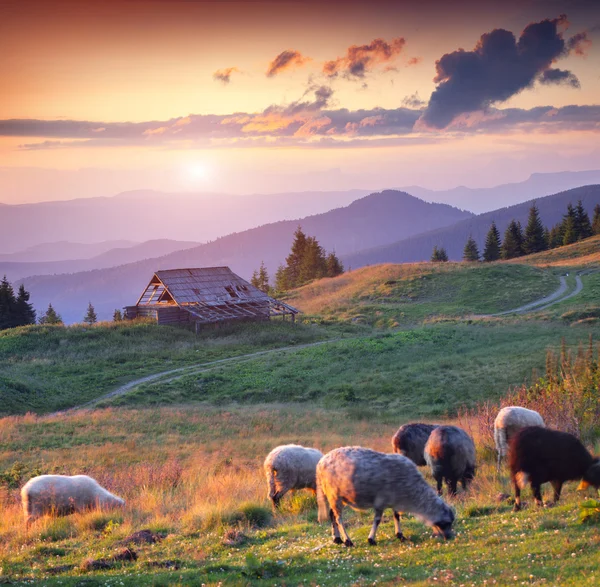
[393,510,406,542]
[331,501,353,547]
[329,508,342,544]
[448,478,458,497]
[367,508,383,546]
[550,481,563,505]
[531,483,543,507]
[512,475,522,511]
[461,477,469,491]
[435,475,443,496]
[496,452,502,473]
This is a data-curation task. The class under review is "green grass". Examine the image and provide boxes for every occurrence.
[1,406,599,586]
[110,321,600,416]
[0,319,336,415]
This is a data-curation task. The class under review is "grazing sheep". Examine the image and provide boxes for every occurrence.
[494,406,544,470]
[263,444,323,508]
[424,425,476,497]
[21,475,125,525]
[509,426,600,511]
[316,446,455,546]
[391,423,438,466]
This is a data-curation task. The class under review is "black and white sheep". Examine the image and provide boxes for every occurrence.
[263,444,323,508]
[424,425,476,496]
[509,426,600,511]
[494,406,544,470]
[21,475,125,525]
[316,446,455,546]
[391,423,438,466]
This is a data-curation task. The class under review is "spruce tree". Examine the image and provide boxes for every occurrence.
[562,203,577,245]
[251,261,270,293]
[462,235,480,262]
[431,246,448,262]
[574,200,592,240]
[274,264,289,293]
[14,284,36,326]
[284,226,308,288]
[83,302,98,325]
[483,222,501,262]
[39,303,63,325]
[299,237,327,284]
[113,309,123,322]
[523,203,547,254]
[326,251,344,277]
[548,223,564,249]
[0,276,16,330]
[592,204,600,235]
[501,220,524,259]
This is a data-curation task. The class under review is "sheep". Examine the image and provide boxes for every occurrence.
[392,423,438,466]
[21,475,125,525]
[263,444,323,508]
[316,446,455,546]
[424,425,476,497]
[494,406,544,470]
[509,426,600,511]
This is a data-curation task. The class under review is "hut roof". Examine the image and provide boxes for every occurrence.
[134,266,298,323]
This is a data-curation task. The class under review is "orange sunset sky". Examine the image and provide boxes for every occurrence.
[1,0,599,203]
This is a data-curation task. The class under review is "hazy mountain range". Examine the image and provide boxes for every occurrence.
[19,192,472,323]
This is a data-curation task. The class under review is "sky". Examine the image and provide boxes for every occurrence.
[1,0,600,204]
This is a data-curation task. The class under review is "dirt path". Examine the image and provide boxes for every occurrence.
[66,338,338,412]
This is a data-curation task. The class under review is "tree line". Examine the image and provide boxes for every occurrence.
[251,227,344,294]
[431,201,600,263]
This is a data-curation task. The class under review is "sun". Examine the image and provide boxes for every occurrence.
[184,162,210,182]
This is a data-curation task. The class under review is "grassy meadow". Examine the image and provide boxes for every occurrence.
[1,407,599,586]
[1,248,600,584]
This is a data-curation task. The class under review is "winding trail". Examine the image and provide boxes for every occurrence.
[64,338,338,413]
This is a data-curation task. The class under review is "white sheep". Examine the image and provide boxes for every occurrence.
[494,406,544,470]
[316,446,455,546]
[263,444,323,508]
[21,475,125,525]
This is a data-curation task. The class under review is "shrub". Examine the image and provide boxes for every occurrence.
[580,499,600,524]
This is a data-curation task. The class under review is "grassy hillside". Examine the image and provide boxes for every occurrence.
[286,262,560,326]
[0,407,598,585]
[517,234,600,267]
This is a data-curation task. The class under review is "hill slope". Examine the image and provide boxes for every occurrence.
[344,185,600,268]
[19,191,472,323]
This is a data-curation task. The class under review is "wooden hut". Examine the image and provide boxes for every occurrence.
[124,267,298,327]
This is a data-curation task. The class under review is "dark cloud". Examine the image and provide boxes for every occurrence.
[402,92,426,108]
[324,37,405,79]
[213,67,240,85]
[567,31,592,55]
[421,16,589,129]
[266,50,308,77]
[539,67,580,88]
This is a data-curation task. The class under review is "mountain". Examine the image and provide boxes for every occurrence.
[19,191,472,323]
[343,185,600,269]
[0,240,138,263]
[402,170,600,214]
[0,239,202,283]
[0,189,372,253]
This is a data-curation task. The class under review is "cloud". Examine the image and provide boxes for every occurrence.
[402,92,426,108]
[539,68,580,88]
[421,15,590,129]
[213,67,240,85]
[324,37,406,79]
[266,50,309,77]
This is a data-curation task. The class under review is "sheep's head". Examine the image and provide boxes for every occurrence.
[579,458,600,491]
[431,505,455,540]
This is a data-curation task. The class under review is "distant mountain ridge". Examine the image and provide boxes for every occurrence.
[343,185,600,269]
[401,170,600,214]
[19,190,473,323]
[0,240,138,263]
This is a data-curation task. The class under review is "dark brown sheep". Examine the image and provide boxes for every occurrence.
[509,426,600,511]
[391,423,438,466]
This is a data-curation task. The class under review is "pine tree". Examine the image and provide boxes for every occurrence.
[548,222,565,249]
[0,275,17,330]
[284,226,308,288]
[483,222,501,262]
[39,303,63,325]
[574,200,592,240]
[592,204,600,235]
[14,284,36,326]
[325,251,344,277]
[523,203,547,254]
[113,309,123,322]
[462,235,480,262]
[83,302,98,325]
[250,261,270,294]
[299,237,327,284]
[562,203,577,246]
[501,220,524,259]
[431,246,448,262]
[274,264,289,294]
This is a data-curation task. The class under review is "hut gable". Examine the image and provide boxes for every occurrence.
[125,267,298,326]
